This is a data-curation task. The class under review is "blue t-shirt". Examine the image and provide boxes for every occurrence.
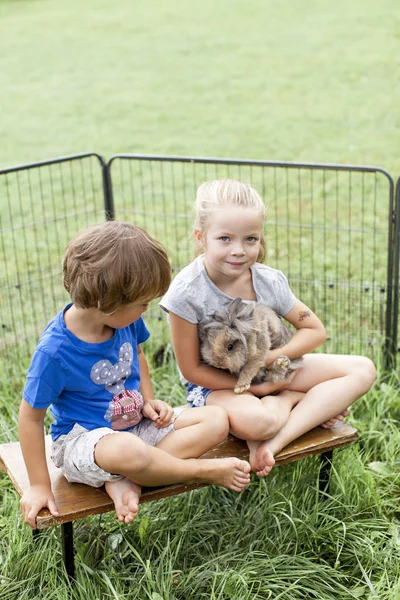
[23,304,150,440]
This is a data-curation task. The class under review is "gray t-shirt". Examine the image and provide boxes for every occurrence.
[160,256,296,387]
[160,255,296,324]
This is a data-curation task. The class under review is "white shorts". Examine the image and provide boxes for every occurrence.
[51,406,187,488]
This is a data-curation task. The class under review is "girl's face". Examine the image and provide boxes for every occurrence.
[196,207,263,281]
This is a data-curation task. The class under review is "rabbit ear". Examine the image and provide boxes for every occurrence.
[227,297,256,325]
[235,302,256,322]
[198,320,221,341]
[221,297,249,322]
[212,298,256,336]
[213,297,242,322]
[229,297,244,312]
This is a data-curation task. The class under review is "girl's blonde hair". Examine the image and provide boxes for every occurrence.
[63,221,171,314]
[194,179,267,262]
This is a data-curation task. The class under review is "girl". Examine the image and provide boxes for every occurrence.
[160,180,376,477]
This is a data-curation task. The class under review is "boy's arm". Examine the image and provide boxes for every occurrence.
[266,299,327,364]
[18,399,59,528]
[137,346,174,426]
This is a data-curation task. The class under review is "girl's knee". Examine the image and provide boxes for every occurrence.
[229,410,280,441]
[203,405,230,439]
[356,357,376,390]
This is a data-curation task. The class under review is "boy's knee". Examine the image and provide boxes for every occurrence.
[108,433,152,472]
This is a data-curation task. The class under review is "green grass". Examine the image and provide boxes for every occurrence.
[1,0,399,361]
[1,1,400,598]
[0,0,400,173]
[1,363,400,599]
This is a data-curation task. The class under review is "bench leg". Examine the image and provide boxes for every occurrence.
[319,450,333,496]
[61,522,75,582]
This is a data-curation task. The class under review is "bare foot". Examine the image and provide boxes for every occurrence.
[197,458,251,492]
[320,409,349,429]
[105,477,141,524]
[248,441,276,477]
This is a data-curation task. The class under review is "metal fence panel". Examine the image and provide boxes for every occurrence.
[393,177,400,360]
[0,153,107,362]
[1,152,396,369]
[108,155,396,364]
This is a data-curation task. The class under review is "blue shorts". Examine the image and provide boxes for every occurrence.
[185,382,213,408]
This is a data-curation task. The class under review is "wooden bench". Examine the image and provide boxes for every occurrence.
[0,422,358,581]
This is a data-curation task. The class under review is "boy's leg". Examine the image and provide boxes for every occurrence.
[106,406,232,523]
[95,432,251,507]
[155,405,229,458]
[105,478,142,524]
[253,354,376,476]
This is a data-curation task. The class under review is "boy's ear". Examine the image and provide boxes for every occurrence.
[194,228,204,247]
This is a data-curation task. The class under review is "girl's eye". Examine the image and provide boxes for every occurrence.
[219,236,230,242]
[246,236,258,243]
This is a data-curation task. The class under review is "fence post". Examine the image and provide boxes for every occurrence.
[102,161,115,221]
[390,178,400,369]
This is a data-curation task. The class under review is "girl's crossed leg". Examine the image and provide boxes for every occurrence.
[95,406,251,523]
[206,388,304,475]
[253,353,376,475]
[207,354,376,477]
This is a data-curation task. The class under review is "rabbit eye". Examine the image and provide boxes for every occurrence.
[227,343,234,351]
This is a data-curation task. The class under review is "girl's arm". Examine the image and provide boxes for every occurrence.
[18,399,59,527]
[138,345,173,426]
[170,312,291,395]
[266,299,327,365]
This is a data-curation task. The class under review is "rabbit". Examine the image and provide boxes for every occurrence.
[198,297,303,394]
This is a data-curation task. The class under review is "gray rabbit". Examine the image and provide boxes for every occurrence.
[199,297,303,394]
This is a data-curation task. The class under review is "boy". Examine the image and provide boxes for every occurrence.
[19,221,251,528]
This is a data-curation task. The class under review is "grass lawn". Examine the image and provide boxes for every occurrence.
[0,1,400,598]
[0,0,400,174]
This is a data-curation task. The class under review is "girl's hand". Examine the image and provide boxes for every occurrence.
[143,399,174,428]
[20,484,59,528]
[250,369,298,397]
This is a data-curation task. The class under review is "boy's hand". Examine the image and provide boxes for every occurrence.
[142,399,174,428]
[20,484,59,528]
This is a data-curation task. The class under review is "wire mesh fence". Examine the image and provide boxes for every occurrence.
[0,154,107,362]
[393,176,400,358]
[0,152,398,370]
[108,155,396,364]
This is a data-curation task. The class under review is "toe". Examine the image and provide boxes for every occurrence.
[256,467,270,477]
[240,460,251,474]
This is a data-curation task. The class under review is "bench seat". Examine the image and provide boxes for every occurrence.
[0,422,358,529]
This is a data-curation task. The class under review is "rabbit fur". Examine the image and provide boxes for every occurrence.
[199,297,303,394]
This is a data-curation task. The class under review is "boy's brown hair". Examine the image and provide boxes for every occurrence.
[63,221,171,314]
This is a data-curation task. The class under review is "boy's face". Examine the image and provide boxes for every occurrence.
[102,301,150,329]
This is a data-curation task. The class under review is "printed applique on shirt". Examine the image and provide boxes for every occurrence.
[106,388,144,431]
[90,342,144,430]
